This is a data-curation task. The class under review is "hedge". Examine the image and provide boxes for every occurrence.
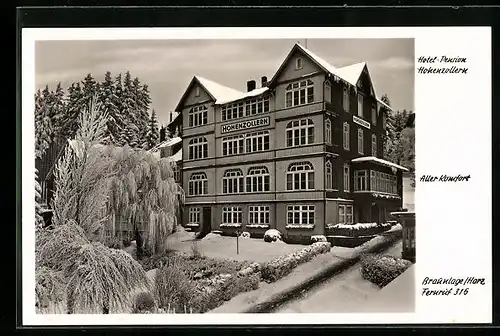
[326,222,393,237]
[261,242,331,283]
[360,253,412,288]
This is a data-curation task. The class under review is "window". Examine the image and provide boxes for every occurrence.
[296,57,303,70]
[173,163,180,182]
[324,82,331,103]
[343,122,350,150]
[248,206,270,225]
[343,86,350,111]
[357,128,364,154]
[325,119,332,145]
[287,161,314,191]
[357,94,364,117]
[343,164,350,192]
[354,170,368,191]
[222,134,244,156]
[287,205,315,225]
[325,161,333,189]
[195,86,200,97]
[188,208,200,224]
[188,137,208,160]
[222,169,244,194]
[286,118,314,147]
[372,134,377,157]
[246,131,270,153]
[285,79,314,108]
[246,166,270,192]
[338,204,353,224]
[188,105,208,127]
[222,102,244,121]
[188,173,208,196]
[371,105,377,125]
[370,171,398,194]
[222,206,242,224]
[245,97,270,116]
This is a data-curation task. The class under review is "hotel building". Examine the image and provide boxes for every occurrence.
[172,43,409,242]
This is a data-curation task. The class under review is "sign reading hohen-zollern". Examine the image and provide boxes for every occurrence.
[221,116,270,134]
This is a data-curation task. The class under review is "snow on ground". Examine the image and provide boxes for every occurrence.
[274,241,408,313]
[165,228,305,263]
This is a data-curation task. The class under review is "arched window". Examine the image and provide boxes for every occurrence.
[285,79,314,108]
[189,172,208,196]
[286,161,314,191]
[246,166,270,192]
[325,161,333,189]
[286,118,314,147]
[222,169,244,194]
[188,137,208,160]
[325,119,332,145]
[188,105,208,127]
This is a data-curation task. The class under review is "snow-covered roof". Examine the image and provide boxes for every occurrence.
[276,43,393,111]
[170,148,182,162]
[195,75,245,104]
[167,112,180,126]
[149,137,182,153]
[216,87,270,105]
[351,156,409,171]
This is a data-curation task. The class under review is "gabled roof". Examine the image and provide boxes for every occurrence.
[268,43,393,111]
[170,148,182,162]
[149,137,182,153]
[175,75,245,112]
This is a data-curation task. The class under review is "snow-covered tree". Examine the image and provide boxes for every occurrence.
[34,89,52,159]
[99,71,123,145]
[145,109,160,150]
[39,96,151,314]
[61,82,85,140]
[35,168,45,228]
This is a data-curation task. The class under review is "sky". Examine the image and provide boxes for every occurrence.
[35,38,414,126]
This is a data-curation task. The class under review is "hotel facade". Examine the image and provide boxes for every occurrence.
[172,43,408,242]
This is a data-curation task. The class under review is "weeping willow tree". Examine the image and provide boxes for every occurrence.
[36,97,152,314]
[103,144,182,256]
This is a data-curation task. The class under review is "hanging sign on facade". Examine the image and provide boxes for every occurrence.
[353,115,371,129]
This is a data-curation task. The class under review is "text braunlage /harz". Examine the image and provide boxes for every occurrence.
[417,56,468,74]
[421,276,486,296]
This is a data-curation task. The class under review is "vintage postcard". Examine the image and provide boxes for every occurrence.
[21,26,491,325]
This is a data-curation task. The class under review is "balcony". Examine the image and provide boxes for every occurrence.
[275,102,324,120]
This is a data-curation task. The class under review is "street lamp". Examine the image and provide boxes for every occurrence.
[390,211,416,263]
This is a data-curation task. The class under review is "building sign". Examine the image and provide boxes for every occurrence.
[353,115,371,129]
[221,116,270,134]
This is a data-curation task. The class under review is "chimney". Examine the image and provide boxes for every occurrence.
[169,112,173,122]
[261,76,268,87]
[247,80,256,92]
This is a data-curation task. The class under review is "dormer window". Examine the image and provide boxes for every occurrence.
[195,86,200,97]
[296,57,303,70]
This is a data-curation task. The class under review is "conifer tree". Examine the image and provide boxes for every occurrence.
[62,83,85,140]
[35,89,52,159]
[99,71,123,145]
[145,109,160,150]
[51,83,66,140]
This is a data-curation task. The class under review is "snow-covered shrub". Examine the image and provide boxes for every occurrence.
[360,254,412,288]
[240,231,251,239]
[261,242,331,282]
[311,235,327,243]
[264,229,282,242]
[155,263,195,312]
[132,291,156,313]
[326,222,392,237]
